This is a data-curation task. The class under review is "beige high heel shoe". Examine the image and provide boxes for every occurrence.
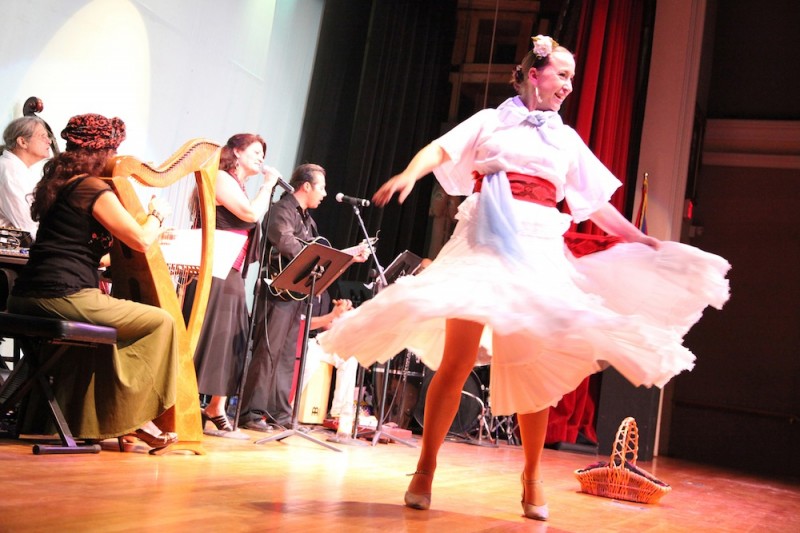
[404,470,433,510]
[521,475,549,521]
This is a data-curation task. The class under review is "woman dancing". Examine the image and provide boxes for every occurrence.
[318,35,730,520]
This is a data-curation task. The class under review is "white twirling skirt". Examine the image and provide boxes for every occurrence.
[318,195,730,415]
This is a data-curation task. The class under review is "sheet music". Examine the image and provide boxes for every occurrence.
[160,229,247,279]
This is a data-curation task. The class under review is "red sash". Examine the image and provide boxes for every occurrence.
[472,172,620,257]
[472,172,557,207]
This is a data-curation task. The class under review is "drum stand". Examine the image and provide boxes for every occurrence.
[469,381,521,447]
[254,243,353,452]
[491,415,520,446]
[457,389,498,448]
[343,341,418,449]
[346,364,367,439]
[364,354,416,447]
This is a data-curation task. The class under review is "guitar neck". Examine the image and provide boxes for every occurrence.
[341,237,377,256]
[341,244,362,256]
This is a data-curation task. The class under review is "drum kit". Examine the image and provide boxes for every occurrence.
[371,349,519,446]
[352,250,519,446]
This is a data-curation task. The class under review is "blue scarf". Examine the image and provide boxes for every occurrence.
[474,171,524,262]
[473,99,562,262]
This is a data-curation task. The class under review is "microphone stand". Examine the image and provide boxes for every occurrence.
[232,183,281,431]
[351,204,385,287]
[346,204,415,448]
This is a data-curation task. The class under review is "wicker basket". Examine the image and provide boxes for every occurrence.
[574,417,671,504]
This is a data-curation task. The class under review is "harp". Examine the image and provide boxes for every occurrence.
[106,139,221,455]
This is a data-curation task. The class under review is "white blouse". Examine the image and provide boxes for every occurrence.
[432,96,622,222]
[0,150,41,236]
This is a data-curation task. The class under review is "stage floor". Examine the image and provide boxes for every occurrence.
[1,425,798,532]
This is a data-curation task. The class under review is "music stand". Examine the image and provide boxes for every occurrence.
[356,250,423,448]
[254,242,353,452]
[383,250,423,285]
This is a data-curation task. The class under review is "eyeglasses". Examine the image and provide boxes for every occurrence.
[27,133,51,143]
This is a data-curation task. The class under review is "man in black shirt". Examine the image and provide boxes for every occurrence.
[238,163,329,429]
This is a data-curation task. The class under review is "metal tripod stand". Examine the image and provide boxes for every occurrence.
[254,242,354,451]
[254,264,341,451]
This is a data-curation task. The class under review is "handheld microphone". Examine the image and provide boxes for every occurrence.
[262,163,294,193]
[335,192,370,207]
[274,177,294,194]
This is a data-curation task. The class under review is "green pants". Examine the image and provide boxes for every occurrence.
[8,288,178,439]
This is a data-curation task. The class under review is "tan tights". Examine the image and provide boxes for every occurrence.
[408,318,548,506]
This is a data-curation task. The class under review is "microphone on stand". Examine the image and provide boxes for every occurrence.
[262,163,294,193]
[335,193,370,207]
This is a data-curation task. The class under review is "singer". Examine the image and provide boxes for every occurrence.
[335,192,370,207]
[188,133,279,435]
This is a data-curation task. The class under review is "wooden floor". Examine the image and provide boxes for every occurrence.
[1,426,798,532]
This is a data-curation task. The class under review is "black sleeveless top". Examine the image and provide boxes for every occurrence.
[12,176,113,298]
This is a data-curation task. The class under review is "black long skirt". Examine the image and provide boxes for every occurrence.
[192,268,249,397]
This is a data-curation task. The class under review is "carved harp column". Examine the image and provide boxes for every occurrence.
[107,139,220,455]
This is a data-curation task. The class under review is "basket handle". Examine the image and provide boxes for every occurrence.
[610,416,639,469]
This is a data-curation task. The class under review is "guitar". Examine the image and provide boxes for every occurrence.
[266,236,377,301]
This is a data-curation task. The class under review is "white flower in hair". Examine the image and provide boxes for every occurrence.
[532,35,559,59]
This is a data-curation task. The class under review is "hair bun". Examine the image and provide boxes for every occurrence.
[513,65,525,83]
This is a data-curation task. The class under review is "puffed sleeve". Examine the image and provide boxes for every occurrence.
[432,109,495,196]
[562,129,623,222]
[69,176,115,214]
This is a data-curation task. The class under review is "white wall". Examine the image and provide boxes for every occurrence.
[0,0,324,226]
[0,0,324,316]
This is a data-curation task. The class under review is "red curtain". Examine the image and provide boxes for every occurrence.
[546,0,646,446]
[564,0,645,230]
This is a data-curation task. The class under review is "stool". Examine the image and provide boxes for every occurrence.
[0,312,117,454]
[0,268,21,370]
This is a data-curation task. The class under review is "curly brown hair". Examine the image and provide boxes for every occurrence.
[30,148,115,221]
[219,133,266,174]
